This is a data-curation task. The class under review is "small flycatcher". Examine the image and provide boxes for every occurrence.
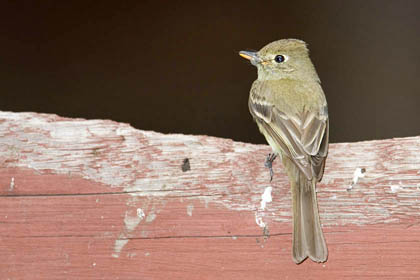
[240,39,329,264]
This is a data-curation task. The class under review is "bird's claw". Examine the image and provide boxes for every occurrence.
[264,153,277,182]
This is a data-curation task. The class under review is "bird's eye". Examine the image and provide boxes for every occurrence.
[274,55,285,63]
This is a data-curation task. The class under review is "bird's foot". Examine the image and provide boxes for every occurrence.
[264,153,277,182]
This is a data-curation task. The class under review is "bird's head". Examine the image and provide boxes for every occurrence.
[239,39,319,82]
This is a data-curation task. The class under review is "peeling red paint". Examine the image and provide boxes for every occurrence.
[1,111,420,278]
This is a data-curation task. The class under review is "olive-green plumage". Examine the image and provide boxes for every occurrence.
[240,39,328,264]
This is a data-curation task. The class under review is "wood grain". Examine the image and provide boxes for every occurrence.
[1,111,420,279]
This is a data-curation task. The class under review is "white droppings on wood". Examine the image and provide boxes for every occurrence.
[9,177,14,191]
[347,167,366,190]
[255,212,266,228]
[187,204,194,216]
[260,187,273,210]
[255,187,273,228]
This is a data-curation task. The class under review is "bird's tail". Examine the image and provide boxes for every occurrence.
[285,158,328,264]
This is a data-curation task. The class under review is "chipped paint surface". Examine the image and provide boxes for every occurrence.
[2,111,420,279]
[1,111,420,233]
[112,237,129,258]
[113,208,146,257]
[146,212,156,223]
[124,208,145,232]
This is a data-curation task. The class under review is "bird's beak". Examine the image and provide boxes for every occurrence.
[239,51,261,66]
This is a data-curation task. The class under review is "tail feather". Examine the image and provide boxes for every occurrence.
[289,161,328,263]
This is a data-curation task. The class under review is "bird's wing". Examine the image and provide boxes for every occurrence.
[249,85,329,181]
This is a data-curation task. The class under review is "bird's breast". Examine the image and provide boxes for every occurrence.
[250,79,326,116]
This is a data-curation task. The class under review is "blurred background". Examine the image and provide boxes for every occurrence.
[1,0,419,144]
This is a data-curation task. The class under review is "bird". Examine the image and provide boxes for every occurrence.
[239,39,329,264]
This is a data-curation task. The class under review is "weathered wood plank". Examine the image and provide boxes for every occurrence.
[1,111,420,279]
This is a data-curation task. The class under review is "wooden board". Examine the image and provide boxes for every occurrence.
[1,111,420,279]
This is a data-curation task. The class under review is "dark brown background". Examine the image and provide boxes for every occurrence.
[1,1,419,144]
